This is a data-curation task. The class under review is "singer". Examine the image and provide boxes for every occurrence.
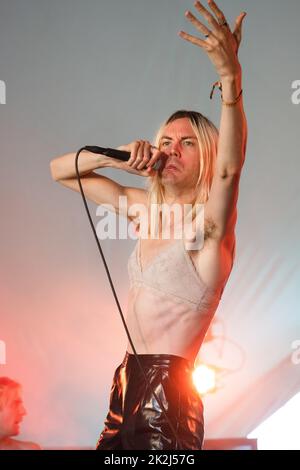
[50,0,247,450]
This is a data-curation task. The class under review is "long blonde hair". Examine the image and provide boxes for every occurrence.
[145,110,219,236]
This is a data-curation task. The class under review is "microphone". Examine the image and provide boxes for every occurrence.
[84,146,162,170]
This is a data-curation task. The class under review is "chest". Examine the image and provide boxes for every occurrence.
[138,233,235,291]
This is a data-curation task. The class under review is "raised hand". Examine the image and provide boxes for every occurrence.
[178,0,247,79]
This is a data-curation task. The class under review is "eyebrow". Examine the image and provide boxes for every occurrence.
[160,136,197,141]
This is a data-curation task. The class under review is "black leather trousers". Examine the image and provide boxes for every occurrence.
[96,352,204,450]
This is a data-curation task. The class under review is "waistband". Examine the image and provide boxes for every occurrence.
[122,351,193,370]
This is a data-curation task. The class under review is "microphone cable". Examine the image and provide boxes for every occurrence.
[74,147,182,449]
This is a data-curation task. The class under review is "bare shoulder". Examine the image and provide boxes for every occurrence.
[0,438,41,450]
[22,441,41,450]
[15,439,41,450]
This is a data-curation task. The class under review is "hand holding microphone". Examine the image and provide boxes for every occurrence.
[84,140,165,177]
[120,140,163,171]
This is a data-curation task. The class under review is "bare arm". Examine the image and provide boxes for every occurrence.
[50,149,112,181]
[49,141,163,218]
[179,0,248,239]
[216,74,247,177]
[49,138,164,181]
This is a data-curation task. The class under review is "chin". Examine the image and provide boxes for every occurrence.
[161,172,178,180]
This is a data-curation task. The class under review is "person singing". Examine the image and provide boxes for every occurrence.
[50,0,247,450]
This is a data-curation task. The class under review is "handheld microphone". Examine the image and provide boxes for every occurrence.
[84,146,162,170]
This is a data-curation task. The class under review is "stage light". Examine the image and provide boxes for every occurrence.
[192,318,246,396]
[192,364,217,395]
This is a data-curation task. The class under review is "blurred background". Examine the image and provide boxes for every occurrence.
[0,0,299,449]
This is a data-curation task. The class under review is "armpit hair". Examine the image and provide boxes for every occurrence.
[204,217,217,240]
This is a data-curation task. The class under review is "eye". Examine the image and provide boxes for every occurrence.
[161,141,170,147]
[184,140,194,146]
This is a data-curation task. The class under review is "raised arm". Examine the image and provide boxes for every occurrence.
[179,0,247,239]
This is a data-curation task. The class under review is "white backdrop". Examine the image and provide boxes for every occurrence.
[0,0,299,448]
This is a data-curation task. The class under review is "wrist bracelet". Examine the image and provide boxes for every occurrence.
[210,80,243,106]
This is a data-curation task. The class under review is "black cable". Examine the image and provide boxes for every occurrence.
[75,148,182,449]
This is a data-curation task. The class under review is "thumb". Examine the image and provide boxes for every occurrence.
[146,166,157,177]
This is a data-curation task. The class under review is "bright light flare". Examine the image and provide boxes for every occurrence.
[192,364,216,396]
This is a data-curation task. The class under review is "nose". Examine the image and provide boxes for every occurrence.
[20,404,27,416]
[168,141,181,157]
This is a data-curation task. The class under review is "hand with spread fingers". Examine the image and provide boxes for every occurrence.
[179,0,247,79]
